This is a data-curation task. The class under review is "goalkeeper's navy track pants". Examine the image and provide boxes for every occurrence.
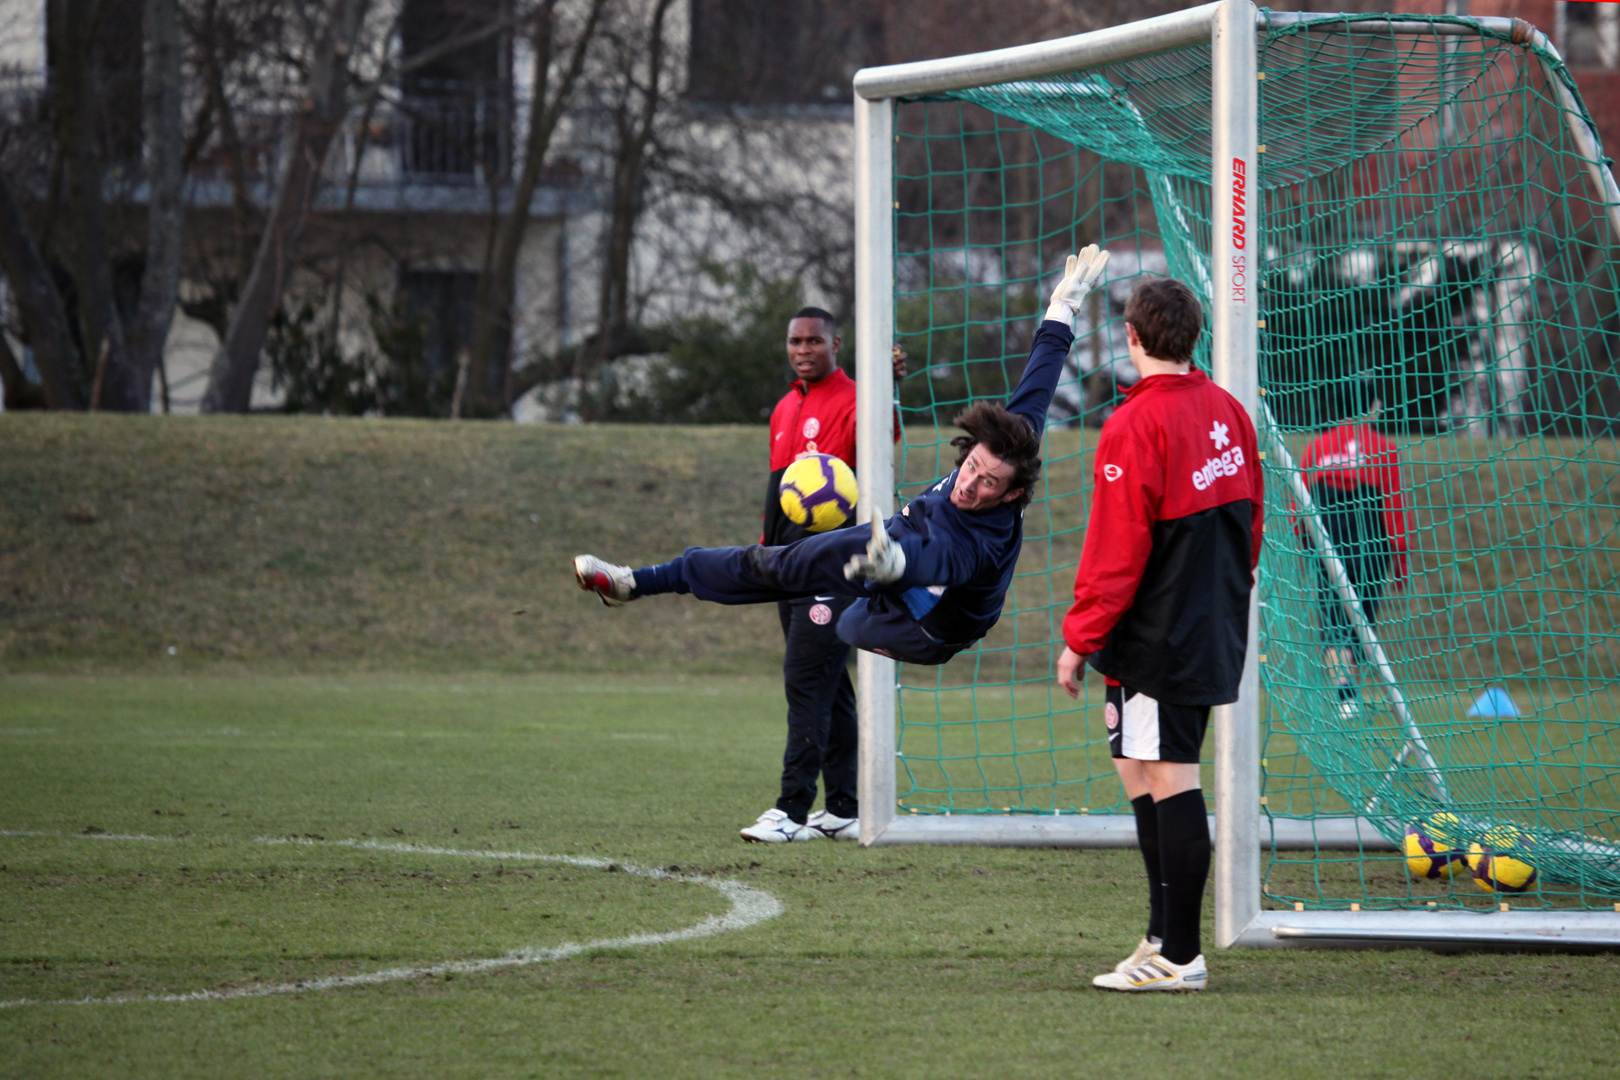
[632,532,967,667]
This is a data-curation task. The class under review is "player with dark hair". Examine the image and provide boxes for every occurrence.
[1298,401,1411,719]
[574,246,1109,673]
[734,305,905,843]
[1055,274,1264,993]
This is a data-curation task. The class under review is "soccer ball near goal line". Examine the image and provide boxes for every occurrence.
[1467,826,1539,894]
[780,453,858,533]
[1402,813,1467,880]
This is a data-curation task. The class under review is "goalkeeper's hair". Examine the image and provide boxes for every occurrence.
[1124,276,1203,362]
[951,403,1041,509]
[792,306,839,335]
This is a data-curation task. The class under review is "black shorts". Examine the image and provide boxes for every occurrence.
[1105,683,1210,763]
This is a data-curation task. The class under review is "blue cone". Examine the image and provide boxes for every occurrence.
[1468,686,1519,718]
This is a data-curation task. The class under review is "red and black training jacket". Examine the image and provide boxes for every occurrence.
[1298,423,1412,585]
[760,368,860,546]
[1061,369,1264,706]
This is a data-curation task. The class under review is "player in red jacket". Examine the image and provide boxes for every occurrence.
[740,307,905,844]
[1298,408,1412,717]
[1056,276,1263,993]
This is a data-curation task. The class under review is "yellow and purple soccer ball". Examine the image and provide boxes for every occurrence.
[780,453,858,533]
[1467,824,1538,893]
[1403,812,1467,880]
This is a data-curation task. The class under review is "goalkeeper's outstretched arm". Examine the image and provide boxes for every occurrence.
[1005,246,1109,433]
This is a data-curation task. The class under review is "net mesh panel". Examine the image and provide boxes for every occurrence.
[891,13,1620,909]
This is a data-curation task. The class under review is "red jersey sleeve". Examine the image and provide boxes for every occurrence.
[1300,425,1411,587]
[1062,419,1165,656]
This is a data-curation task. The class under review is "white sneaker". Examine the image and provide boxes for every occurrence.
[574,555,636,606]
[1092,953,1207,992]
[806,810,860,841]
[1112,936,1162,974]
[739,808,818,843]
[1336,696,1359,724]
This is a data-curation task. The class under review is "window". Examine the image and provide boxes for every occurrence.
[399,0,512,179]
[397,269,482,379]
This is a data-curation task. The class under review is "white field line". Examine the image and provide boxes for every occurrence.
[0,832,782,1009]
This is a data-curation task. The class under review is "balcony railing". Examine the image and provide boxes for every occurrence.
[342,81,516,188]
[0,75,585,213]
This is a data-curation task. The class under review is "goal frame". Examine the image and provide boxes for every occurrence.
[851,0,1620,950]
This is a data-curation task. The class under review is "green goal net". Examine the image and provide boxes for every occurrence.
[888,12,1620,911]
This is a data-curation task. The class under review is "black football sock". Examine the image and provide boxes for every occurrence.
[1156,788,1211,966]
[1130,793,1165,942]
[631,558,689,596]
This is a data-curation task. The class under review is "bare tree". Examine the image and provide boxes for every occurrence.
[0,0,187,411]
[461,0,605,417]
[581,0,676,366]
[0,167,84,409]
[201,0,370,413]
[51,0,140,409]
[128,0,187,391]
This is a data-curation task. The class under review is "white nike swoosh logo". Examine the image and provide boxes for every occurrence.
[813,596,834,602]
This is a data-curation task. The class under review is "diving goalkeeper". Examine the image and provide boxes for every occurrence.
[573,247,1110,666]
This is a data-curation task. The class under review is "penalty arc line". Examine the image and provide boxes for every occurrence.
[0,831,783,1009]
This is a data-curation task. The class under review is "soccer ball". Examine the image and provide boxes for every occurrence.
[1467,824,1538,893]
[1403,813,1466,880]
[780,453,858,533]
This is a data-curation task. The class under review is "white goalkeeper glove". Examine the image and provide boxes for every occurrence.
[1043,245,1111,329]
[843,510,907,585]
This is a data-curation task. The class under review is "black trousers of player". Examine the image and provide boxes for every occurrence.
[1311,481,1393,658]
[775,596,858,824]
[634,530,968,666]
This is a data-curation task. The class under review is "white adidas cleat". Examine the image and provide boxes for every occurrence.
[805,810,860,841]
[1112,936,1163,974]
[739,808,818,843]
[1092,952,1207,992]
[573,554,636,606]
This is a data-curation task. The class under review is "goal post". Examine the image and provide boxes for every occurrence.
[852,1,1620,950]
[853,90,898,847]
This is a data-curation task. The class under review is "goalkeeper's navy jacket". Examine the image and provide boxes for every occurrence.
[1061,366,1264,706]
[876,319,1074,647]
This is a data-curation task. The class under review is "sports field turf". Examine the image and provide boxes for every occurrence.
[4,672,1620,1080]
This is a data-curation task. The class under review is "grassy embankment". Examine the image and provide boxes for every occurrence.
[0,414,790,673]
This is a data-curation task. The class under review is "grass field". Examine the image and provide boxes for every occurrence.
[5,671,1620,1080]
[5,415,1620,1077]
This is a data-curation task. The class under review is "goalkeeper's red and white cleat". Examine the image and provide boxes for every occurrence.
[573,555,636,606]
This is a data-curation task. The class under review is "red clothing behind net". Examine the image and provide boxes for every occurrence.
[1298,423,1413,585]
